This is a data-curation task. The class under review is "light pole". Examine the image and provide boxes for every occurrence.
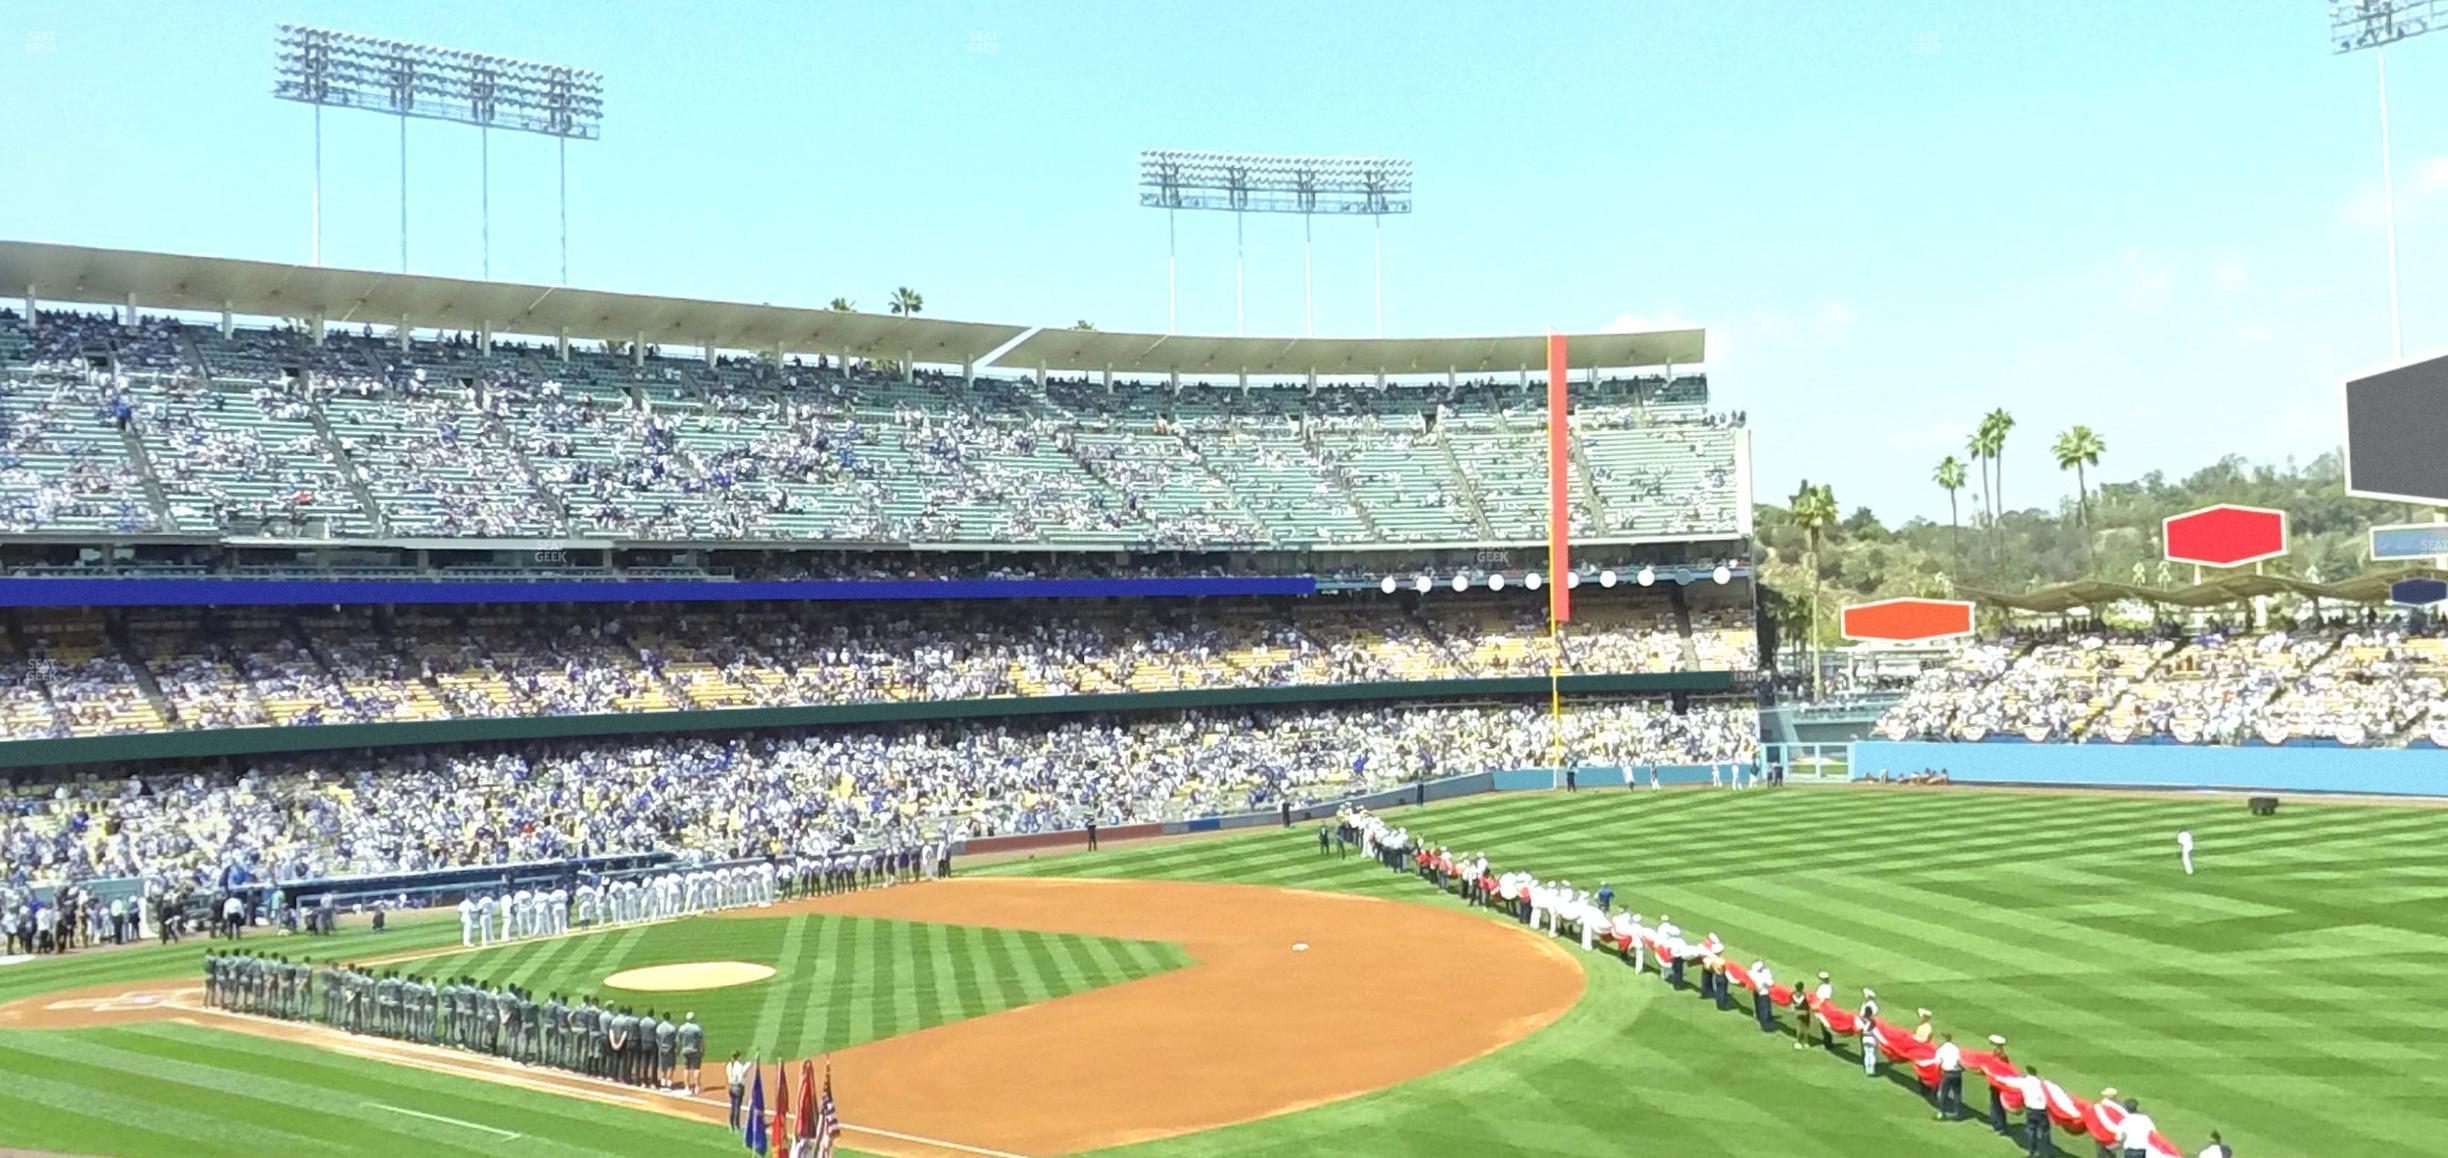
[276,26,603,283]
[2333,0,2447,358]
[1137,150,1412,336]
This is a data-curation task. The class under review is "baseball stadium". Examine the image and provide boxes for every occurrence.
[4,5,2448,1157]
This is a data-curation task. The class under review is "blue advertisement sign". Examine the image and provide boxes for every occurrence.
[2390,577,2448,607]
[2371,523,2448,561]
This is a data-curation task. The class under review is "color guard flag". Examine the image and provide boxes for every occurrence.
[812,1061,843,1158]
[797,1059,817,1152]
[1547,332,1571,624]
[772,1062,793,1158]
[744,1064,768,1155]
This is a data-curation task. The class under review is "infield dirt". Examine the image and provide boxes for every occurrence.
[0,876,1584,1157]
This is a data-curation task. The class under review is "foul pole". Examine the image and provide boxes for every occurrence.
[1547,333,1572,775]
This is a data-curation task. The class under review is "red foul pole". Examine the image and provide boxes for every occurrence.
[1547,333,1571,623]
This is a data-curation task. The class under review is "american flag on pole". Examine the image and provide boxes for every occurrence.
[811,1061,843,1158]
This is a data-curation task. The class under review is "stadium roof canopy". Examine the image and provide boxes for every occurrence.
[996,327,1705,377]
[0,240,1027,367]
[0,239,1706,377]
[1964,568,2448,614]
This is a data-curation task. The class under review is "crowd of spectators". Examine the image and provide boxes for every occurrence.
[0,596,1757,739]
[1875,617,2448,747]
[0,310,1743,546]
[0,698,1760,891]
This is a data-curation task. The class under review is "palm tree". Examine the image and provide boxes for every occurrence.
[2052,425,2106,527]
[1965,432,1993,537]
[1789,478,1840,701]
[888,287,924,317]
[1980,407,2016,525]
[827,297,856,312]
[1934,455,1968,564]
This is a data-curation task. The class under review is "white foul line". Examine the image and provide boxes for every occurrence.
[331,1044,650,1108]
[362,1102,522,1139]
[842,1121,1033,1158]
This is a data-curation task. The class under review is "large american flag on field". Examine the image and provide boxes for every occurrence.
[811,1061,842,1158]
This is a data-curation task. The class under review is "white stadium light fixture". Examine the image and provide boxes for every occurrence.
[1599,569,1618,588]
[1380,575,1398,594]
[1714,565,1733,585]
[1637,567,1656,587]
[1488,573,1506,591]
[1414,575,1433,593]
[1524,572,1542,590]
[1566,571,1582,588]
[1451,574,1469,592]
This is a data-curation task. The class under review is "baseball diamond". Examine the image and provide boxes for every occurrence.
[0,788,2442,1156]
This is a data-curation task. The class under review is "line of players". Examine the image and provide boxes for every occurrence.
[1331,805,2221,1158]
[203,950,710,1091]
[457,862,779,948]
[452,844,948,949]
[778,840,951,898]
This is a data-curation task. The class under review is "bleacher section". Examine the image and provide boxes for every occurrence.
[1876,626,2448,748]
[0,310,1741,548]
[0,594,1758,741]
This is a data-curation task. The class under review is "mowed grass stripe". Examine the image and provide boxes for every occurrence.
[995,788,2448,1157]
[0,1019,749,1156]
[0,1036,348,1153]
[796,913,847,1052]
[748,911,810,1056]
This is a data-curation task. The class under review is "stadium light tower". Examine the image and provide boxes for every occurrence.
[2333,1,2446,358]
[1138,150,1412,337]
[275,25,603,283]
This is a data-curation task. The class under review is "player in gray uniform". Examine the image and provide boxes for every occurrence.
[421,977,440,1043]
[654,1012,678,1089]
[603,1005,626,1082]
[540,993,565,1067]
[678,1012,706,1093]
[489,985,512,1057]
[523,990,545,1064]
[572,997,600,1075]
[378,972,396,1038]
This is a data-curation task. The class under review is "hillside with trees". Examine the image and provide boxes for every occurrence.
[1753,418,2422,663]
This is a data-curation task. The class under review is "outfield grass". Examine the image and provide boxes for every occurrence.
[405,911,1192,1060]
[0,1020,734,1157]
[1,787,2438,1156]
[990,788,2448,1157]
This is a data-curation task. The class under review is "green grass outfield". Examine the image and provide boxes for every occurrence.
[409,912,1191,1059]
[0,787,2441,1155]
[985,788,2448,1157]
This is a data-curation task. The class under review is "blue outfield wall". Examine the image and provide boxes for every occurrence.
[1851,740,2448,797]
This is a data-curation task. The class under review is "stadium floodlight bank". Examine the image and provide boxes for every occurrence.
[1139,150,1414,338]
[2330,2,2445,357]
[273,24,603,282]
[1137,151,1413,215]
[2332,0,2448,52]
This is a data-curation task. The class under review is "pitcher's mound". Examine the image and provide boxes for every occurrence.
[604,961,776,991]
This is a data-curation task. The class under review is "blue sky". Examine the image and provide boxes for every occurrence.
[2,1,2438,523]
